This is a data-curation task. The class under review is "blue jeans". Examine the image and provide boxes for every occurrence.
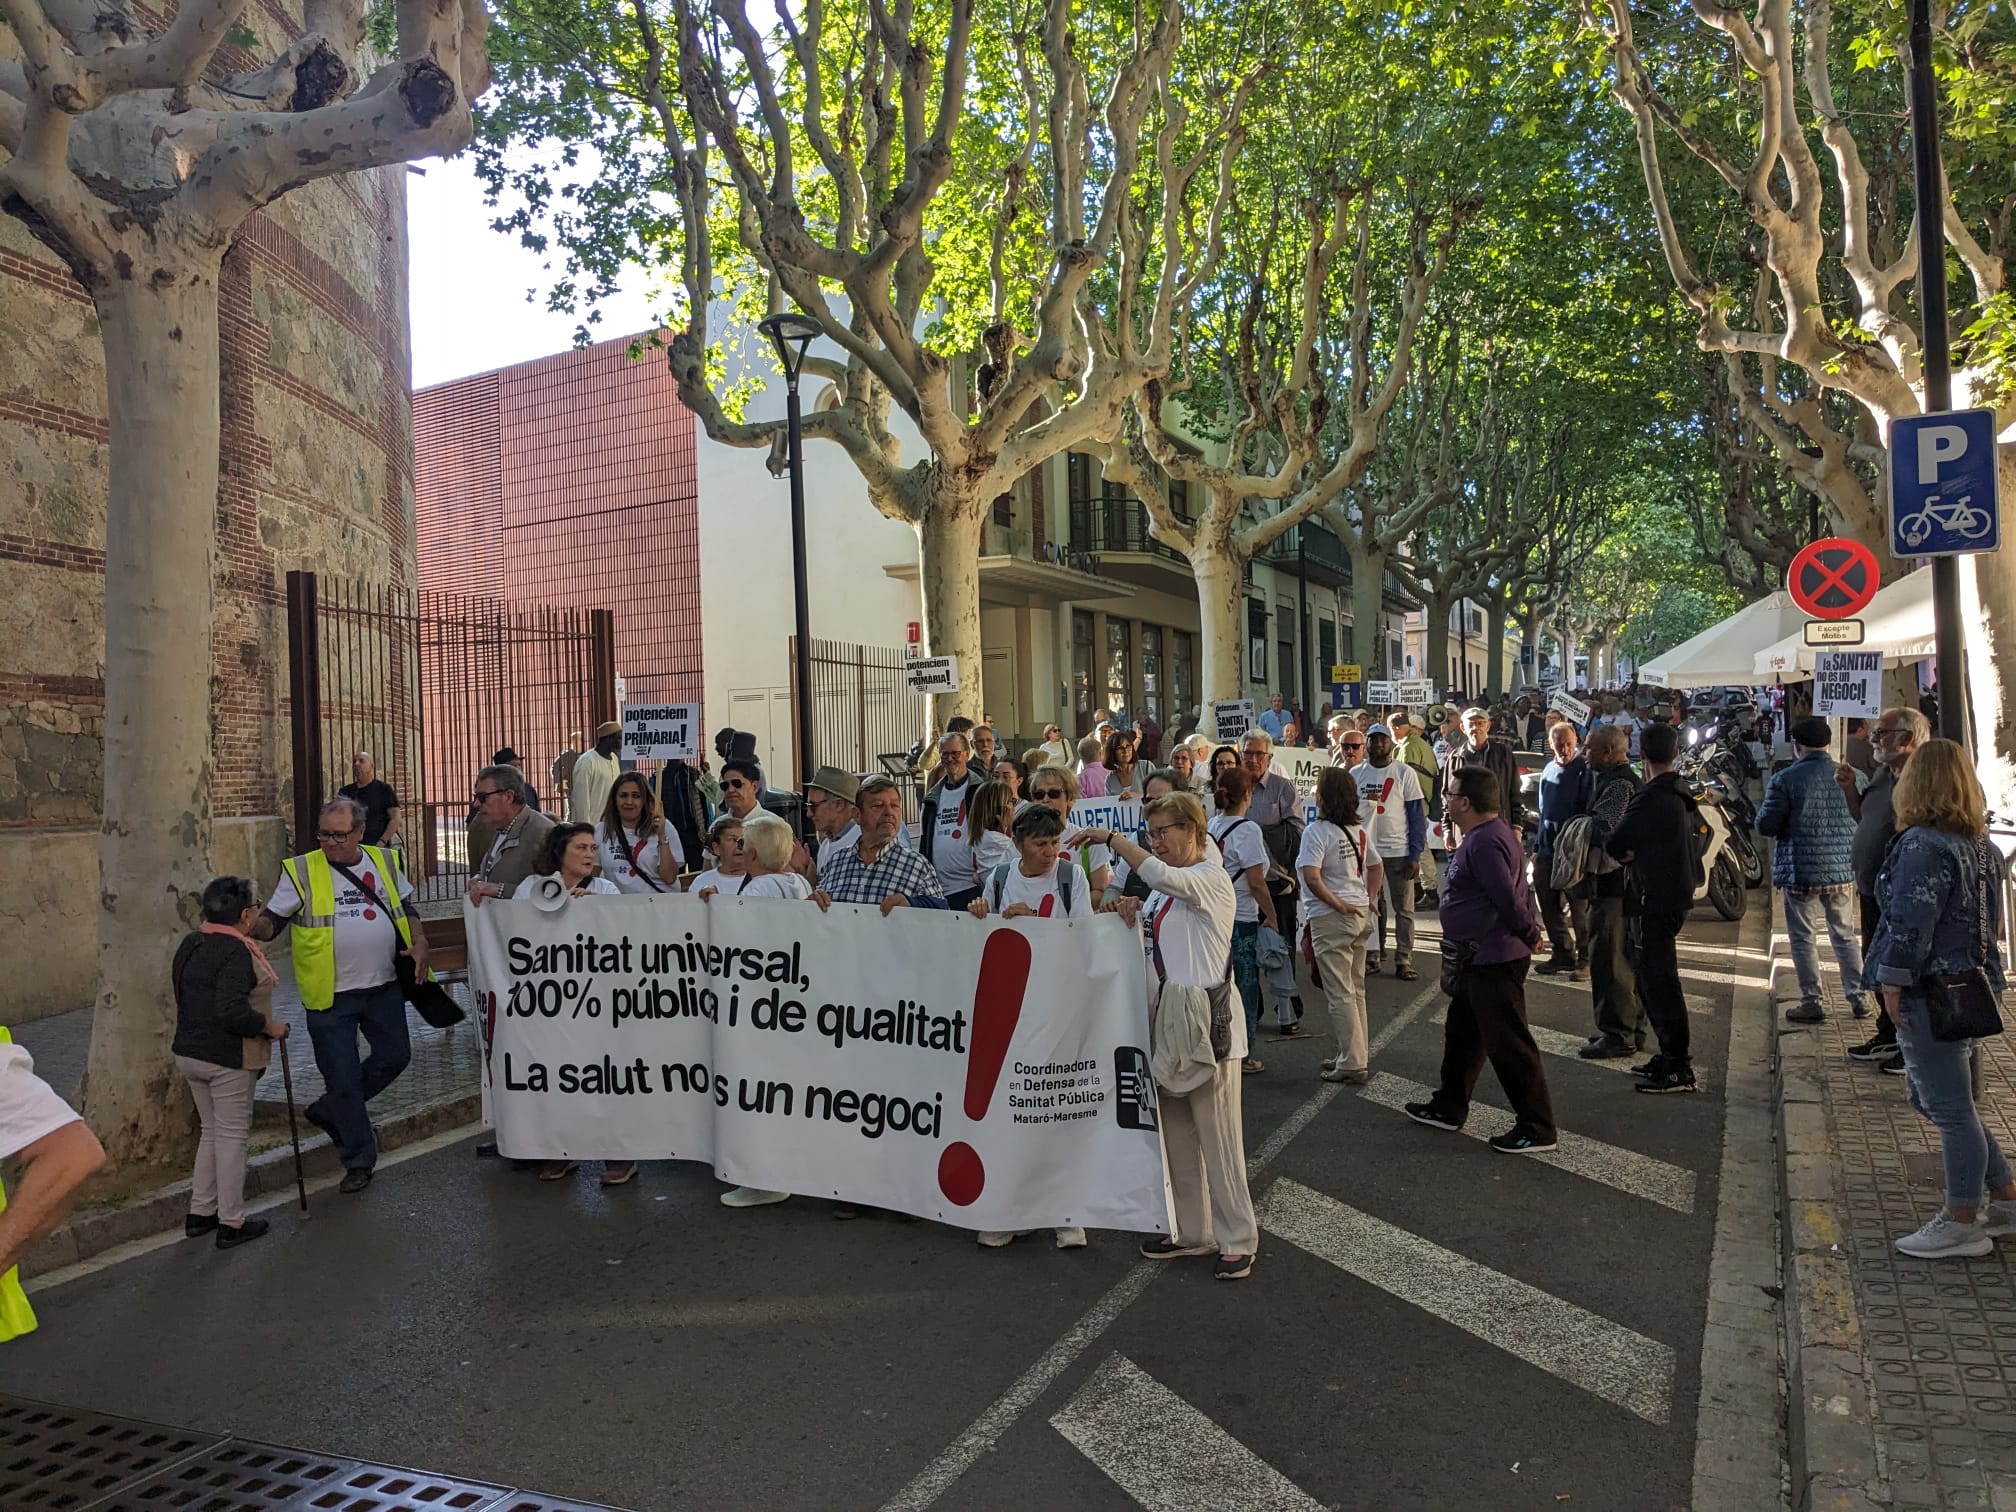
[1784,886,1868,1013]
[1230,920,1262,1050]
[1894,993,2013,1207]
[303,982,412,1170]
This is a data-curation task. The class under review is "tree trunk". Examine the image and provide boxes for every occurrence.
[1193,547,1247,735]
[1351,543,1390,679]
[1486,598,1509,699]
[1967,449,2016,817]
[82,269,223,1165]
[1423,591,1452,696]
[918,497,987,727]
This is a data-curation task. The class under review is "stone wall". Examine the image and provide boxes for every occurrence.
[0,19,418,1021]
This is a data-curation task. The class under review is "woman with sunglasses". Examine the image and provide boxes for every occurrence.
[1027,764,1113,897]
[598,772,684,893]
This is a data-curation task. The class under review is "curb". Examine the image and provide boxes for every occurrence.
[1770,887,1887,1512]
[19,1089,481,1281]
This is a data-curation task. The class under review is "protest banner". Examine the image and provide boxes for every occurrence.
[465,895,1171,1234]
[1395,678,1436,707]
[621,703,699,761]
[1366,679,1396,706]
[1212,699,1256,741]
[1068,796,1144,836]
[904,656,959,694]
[1548,689,1591,725]
[1270,747,1329,796]
[1813,651,1882,718]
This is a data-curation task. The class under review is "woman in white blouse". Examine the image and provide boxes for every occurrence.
[1298,766,1383,1084]
[1077,792,1258,1280]
[700,813,810,900]
[597,773,684,893]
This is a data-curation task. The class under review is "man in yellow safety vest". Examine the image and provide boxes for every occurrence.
[252,795,430,1195]
[0,1026,106,1340]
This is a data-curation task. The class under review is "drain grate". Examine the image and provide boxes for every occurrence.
[485,1498,629,1512]
[0,1398,220,1511]
[86,1441,511,1511]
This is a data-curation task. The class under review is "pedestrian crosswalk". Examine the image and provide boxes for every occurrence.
[1260,1179,1678,1425]
[1051,1354,1324,1511]
[1430,1003,1640,1074]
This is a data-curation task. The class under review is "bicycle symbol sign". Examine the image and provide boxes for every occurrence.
[1890,409,2001,559]
[1787,538,1879,620]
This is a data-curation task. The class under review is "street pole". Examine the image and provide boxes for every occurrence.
[1297,531,1311,723]
[759,312,823,842]
[1907,0,1970,748]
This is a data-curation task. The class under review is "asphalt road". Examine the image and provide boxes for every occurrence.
[11,906,1759,1512]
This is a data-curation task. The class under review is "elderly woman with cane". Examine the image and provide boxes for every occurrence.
[1075,792,1258,1280]
[173,877,292,1248]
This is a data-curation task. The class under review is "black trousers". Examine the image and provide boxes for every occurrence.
[1535,870,1587,965]
[1633,905,1690,1066]
[1433,958,1556,1141]
[1860,893,1896,1042]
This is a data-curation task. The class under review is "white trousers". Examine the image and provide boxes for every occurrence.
[1159,1057,1258,1256]
[1309,907,1374,1071]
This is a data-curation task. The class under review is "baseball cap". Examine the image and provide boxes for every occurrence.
[1366,723,1393,739]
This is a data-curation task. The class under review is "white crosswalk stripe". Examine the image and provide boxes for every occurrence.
[1050,1354,1324,1511]
[1261,1180,1677,1424]
[1356,1072,1698,1212]
[1430,1005,1640,1075]
[1525,973,1719,1014]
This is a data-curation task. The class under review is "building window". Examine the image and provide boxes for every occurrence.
[1318,617,1336,673]
[1072,611,1095,722]
[992,492,1012,528]
[1140,625,1163,724]
[1247,599,1268,683]
[1342,622,1355,662]
[1277,599,1295,706]
[1169,479,1192,522]
[1390,638,1403,678]
[1173,630,1194,720]
[1106,618,1132,715]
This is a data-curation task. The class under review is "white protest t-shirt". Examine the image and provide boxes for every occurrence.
[736,872,812,901]
[268,855,416,993]
[984,861,1095,920]
[687,867,743,896]
[929,775,977,892]
[1607,711,1644,757]
[0,1042,82,1159]
[598,825,683,894]
[1349,760,1423,862]
[1297,819,1372,923]
[973,829,1017,883]
[513,874,620,899]
[1208,814,1269,924]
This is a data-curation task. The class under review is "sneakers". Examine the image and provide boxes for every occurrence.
[720,1186,790,1208]
[1403,1101,1462,1132]
[1140,1236,1216,1259]
[185,1213,219,1239]
[337,1168,373,1194]
[1489,1127,1558,1154]
[1848,1034,1898,1063]
[976,1230,1016,1248]
[1850,996,1873,1020]
[215,1217,270,1249]
[1635,1064,1699,1095]
[1983,1202,2016,1238]
[1570,966,1590,982]
[1784,1002,1827,1024]
[1579,1038,1634,1060]
[1895,1212,1994,1259]
[1055,1227,1088,1249]
[1534,954,1574,977]
[1879,1052,1907,1076]
[537,1159,579,1182]
[1214,1253,1255,1280]
[1273,1021,1311,1040]
[1630,1054,1670,1081]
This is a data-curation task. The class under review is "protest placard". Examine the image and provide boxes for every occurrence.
[1548,689,1591,725]
[466,895,1171,1233]
[621,703,699,761]
[1813,651,1882,718]
[1366,679,1396,706]
[1395,678,1436,707]
[1212,699,1256,740]
[904,656,959,695]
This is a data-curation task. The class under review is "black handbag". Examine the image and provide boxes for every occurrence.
[1921,837,2005,1043]
[332,861,465,1029]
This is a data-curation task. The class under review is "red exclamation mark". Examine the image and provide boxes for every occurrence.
[937,930,1033,1206]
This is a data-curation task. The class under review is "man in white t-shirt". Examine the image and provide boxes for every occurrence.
[920,730,981,908]
[0,1040,104,1307]
[1351,723,1427,980]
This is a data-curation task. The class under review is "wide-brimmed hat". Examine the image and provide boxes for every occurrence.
[594,720,621,738]
[808,766,860,803]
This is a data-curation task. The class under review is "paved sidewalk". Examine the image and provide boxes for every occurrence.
[1782,953,2016,1510]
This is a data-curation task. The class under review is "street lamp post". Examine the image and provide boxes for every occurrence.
[759,312,823,835]
[1906,0,1970,747]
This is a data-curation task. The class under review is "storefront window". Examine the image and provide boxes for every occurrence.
[1172,631,1194,723]
[1141,625,1163,723]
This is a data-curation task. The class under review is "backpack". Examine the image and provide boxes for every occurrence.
[988,862,1075,915]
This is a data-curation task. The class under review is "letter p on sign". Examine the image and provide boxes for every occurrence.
[1917,424,1970,484]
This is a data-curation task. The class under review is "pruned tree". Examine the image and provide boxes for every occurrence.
[477,0,1264,726]
[1589,0,2016,797]
[0,0,491,1161]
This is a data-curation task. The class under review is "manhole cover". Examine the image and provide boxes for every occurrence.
[0,1398,219,1511]
[88,1440,510,1511]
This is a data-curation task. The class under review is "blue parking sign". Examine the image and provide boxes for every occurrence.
[1890,409,2001,558]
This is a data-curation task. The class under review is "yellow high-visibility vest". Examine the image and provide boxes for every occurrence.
[280,845,419,1011]
[0,1026,42,1343]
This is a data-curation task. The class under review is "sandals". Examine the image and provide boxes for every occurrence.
[1395,963,1419,982]
[600,1161,638,1187]
[1242,1057,1265,1074]
[538,1160,580,1181]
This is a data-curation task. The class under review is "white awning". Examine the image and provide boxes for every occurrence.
[1751,564,1981,677]
[1638,591,1811,688]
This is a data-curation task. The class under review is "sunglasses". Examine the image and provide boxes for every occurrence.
[721,779,750,790]
[1342,741,1364,751]
[1032,788,1068,800]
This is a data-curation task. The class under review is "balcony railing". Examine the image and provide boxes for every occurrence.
[1262,519,1353,584]
[1068,495,1187,566]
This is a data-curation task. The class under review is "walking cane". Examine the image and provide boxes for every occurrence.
[278,1035,310,1218]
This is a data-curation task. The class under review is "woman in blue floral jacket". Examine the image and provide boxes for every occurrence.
[1864,739,2015,1259]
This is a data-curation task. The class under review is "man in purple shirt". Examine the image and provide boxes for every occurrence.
[1403,765,1557,1153]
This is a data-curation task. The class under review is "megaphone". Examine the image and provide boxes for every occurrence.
[529,874,570,913]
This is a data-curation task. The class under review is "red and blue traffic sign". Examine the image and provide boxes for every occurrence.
[1787,537,1880,621]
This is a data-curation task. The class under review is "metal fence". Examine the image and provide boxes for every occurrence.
[288,571,614,901]
[802,636,927,818]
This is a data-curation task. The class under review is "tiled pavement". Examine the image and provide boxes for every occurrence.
[1795,969,2016,1510]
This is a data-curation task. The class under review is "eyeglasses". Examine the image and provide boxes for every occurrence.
[471,788,503,801]
[317,827,358,840]
[1147,824,1187,842]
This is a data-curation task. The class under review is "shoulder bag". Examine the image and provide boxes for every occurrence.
[331,860,464,1028]
[1921,836,2006,1042]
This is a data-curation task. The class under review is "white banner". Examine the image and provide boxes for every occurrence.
[1548,689,1591,725]
[621,703,699,761]
[1366,679,1396,706]
[1813,651,1882,718]
[1394,678,1436,707]
[466,895,1172,1234]
[1270,748,1329,796]
[1212,699,1255,740]
[904,656,959,694]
